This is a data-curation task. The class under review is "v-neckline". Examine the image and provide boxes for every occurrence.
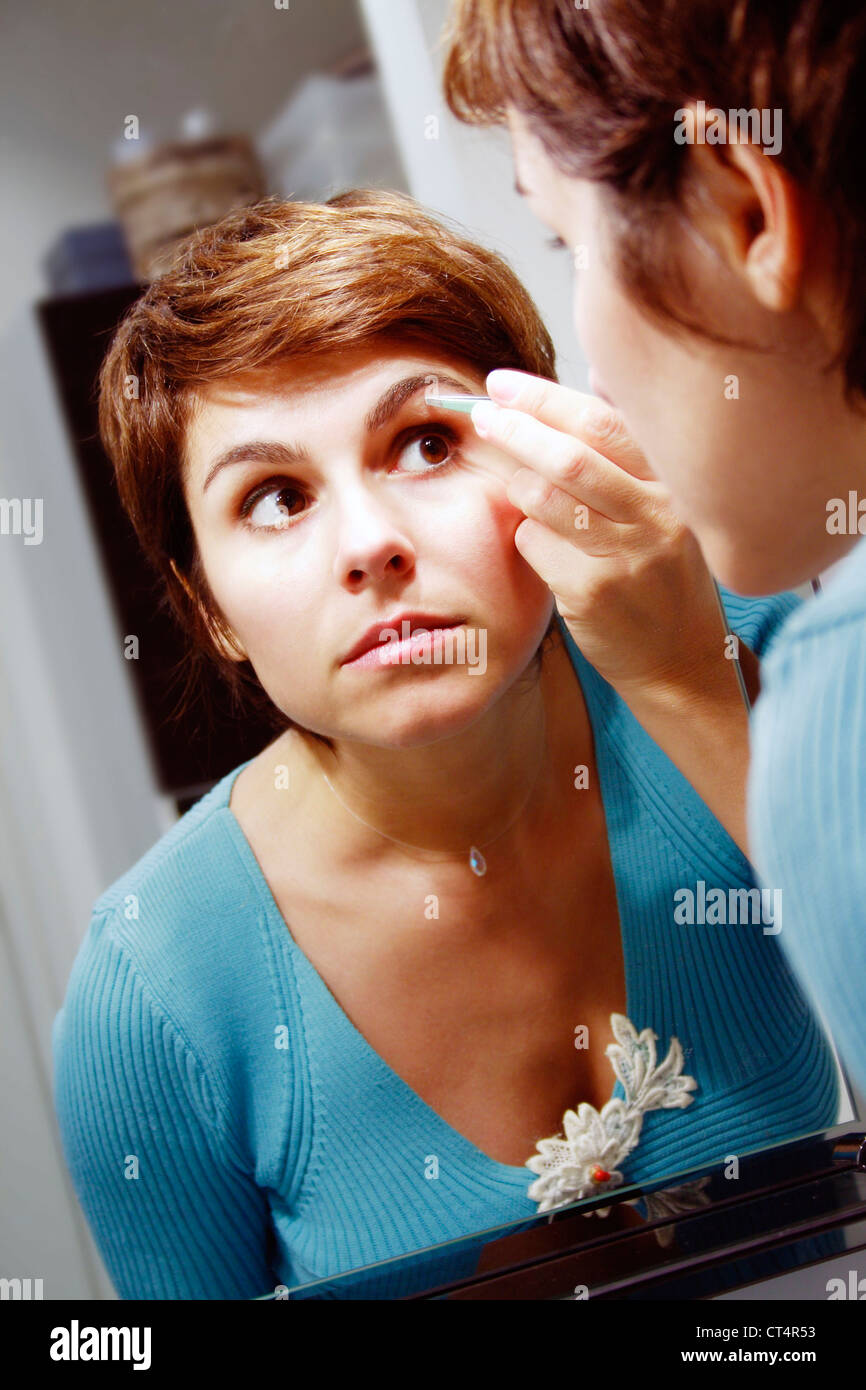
[217,616,635,1186]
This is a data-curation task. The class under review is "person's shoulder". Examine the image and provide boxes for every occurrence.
[55,754,285,1111]
[96,760,248,906]
[748,544,866,815]
[759,538,866,664]
[747,556,866,962]
[86,758,259,967]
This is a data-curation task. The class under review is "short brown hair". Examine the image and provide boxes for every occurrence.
[98,189,558,746]
[443,0,866,404]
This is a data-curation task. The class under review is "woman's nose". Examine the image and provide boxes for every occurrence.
[331,488,416,585]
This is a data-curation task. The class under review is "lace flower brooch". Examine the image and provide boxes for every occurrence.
[525,1014,698,1214]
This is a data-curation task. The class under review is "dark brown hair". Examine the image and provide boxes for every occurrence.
[443,0,866,403]
[98,189,559,747]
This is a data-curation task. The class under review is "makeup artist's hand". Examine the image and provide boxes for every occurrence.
[471,368,759,857]
[471,369,733,704]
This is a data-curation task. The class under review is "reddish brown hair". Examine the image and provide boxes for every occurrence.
[443,0,866,404]
[98,189,558,745]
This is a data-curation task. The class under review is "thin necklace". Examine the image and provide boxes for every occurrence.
[319,706,548,877]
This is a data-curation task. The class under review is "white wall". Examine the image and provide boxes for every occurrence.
[0,310,171,1297]
[0,0,367,336]
[358,0,589,391]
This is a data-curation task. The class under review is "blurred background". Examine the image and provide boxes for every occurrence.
[0,0,584,1300]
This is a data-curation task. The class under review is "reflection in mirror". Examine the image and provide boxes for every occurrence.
[2,0,859,1306]
[52,187,856,1302]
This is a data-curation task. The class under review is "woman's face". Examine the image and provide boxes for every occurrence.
[506,109,842,593]
[181,342,555,747]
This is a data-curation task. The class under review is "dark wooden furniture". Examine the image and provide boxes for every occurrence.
[37,285,277,811]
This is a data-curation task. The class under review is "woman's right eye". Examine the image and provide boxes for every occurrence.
[239,479,306,531]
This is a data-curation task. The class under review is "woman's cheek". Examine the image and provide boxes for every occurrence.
[216,553,305,656]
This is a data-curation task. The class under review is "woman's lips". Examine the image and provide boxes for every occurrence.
[344,623,464,668]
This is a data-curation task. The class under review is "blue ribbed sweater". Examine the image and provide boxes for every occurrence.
[749,536,866,1102]
[52,591,840,1300]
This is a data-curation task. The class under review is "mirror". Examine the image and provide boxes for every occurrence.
[1,0,861,1305]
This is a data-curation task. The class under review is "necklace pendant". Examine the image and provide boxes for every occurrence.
[469,846,487,876]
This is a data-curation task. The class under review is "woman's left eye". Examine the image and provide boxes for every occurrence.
[393,428,458,475]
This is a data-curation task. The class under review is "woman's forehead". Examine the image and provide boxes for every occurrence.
[190,344,486,413]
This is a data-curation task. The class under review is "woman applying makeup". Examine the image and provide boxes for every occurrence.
[52,191,838,1299]
[442,0,866,1106]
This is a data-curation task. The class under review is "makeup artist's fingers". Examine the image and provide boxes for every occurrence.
[506,470,624,554]
[471,400,653,523]
[454,436,527,487]
[509,516,605,601]
[485,369,658,483]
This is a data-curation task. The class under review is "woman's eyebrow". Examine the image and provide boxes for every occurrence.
[364,373,478,432]
[201,440,310,495]
[201,372,478,494]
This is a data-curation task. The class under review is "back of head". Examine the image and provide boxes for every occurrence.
[443,0,866,405]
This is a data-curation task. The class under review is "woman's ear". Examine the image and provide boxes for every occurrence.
[721,141,807,314]
[677,102,809,314]
[169,557,248,663]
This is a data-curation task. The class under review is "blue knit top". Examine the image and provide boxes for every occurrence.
[749,535,866,1102]
[52,591,840,1299]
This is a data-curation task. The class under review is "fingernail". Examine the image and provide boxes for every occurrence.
[487,370,521,403]
[471,400,498,435]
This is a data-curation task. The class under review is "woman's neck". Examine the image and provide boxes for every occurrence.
[295,622,589,866]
